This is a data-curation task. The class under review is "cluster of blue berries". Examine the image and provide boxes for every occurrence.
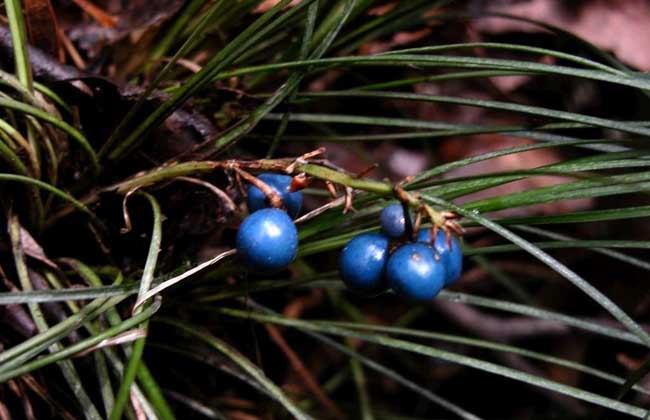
[236,173,303,272]
[340,203,463,301]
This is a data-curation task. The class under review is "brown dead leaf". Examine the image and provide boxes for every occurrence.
[20,227,57,269]
[477,0,650,70]
[616,353,646,370]
[20,375,78,420]
[0,400,9,420]
[24,0,64,61]
[359,28,432,55]
[0,302,37,337]
[254,0,302,13]
[8,380,36,420]
[368,3,398,16]
[67,0,184,58]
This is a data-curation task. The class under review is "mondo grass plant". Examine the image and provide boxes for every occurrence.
[1,0,650,418]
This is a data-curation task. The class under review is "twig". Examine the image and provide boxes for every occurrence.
[175,176,236,214]
[233,166,283,209]
[265,324,345,418]
[58,27,86,70]
[71,0,117,28]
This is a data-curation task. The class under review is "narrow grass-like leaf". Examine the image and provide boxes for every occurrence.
[436,291,643,345]
[472,205,650,228]
[0,296,126,372]
[219,308,649,418]
[4,0,33,90]
[295,281,650,346]
[0,98,99,173]
[379,43,625,74]
[245,302,484,420]
[93,349,114,418]
[462,172,650,214]
[471,12,634,72]
[136,364,177,420]
[108,0,316,160]
[468,240,650,253]
[8,216,102,419]
[355,69,537,91]
[0,174,96,220]
[59,262,175,420]
[110,193,162,420]
[209,0,358,155]
[333,1,441,54]
[320,321,650,395]
[350,342,374,420]
[149,0,209,62]
[425,196,650,348]
[161,318,313,420]
[103,0,236,156]
[0,300,160,383]
[301,91,650,137]
[212,54,650,91]
[0,283,137,305]
[511,225,650,272]
[0,137,29,174]
[266,0,319,158]
[262,112,626,153]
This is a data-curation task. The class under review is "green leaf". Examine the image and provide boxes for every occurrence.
[161,318,313,420]
[219,308,649,418]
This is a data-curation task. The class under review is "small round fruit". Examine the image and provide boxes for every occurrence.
[386,243,445,301]
[380,203,409,238]
[236,208,298,272]
[247,173,303,219]
[417,229,463,285]
[339,233,390,294]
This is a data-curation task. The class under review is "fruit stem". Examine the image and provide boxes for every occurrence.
[395,185,415,240]
[233,167,284,209]
[49,151,457,232]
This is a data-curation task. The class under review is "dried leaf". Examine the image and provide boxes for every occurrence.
[254,0,302,13]
[24,0,64,61]
[74,328,147,357]
[477,0,650,70]
[20,227,57,269]
[67,0,184,58]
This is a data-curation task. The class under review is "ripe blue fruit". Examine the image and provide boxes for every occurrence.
[386,243,445,301]
[247,173,303,219]
[417,229,463,285]
[236,208,298,272]
[380,203,409,238]
[339,233,390,294]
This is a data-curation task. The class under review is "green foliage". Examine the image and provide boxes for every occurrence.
[1,0,650,418]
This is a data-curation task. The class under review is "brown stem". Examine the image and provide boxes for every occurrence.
[233,167,283,210]
[265,324,346,419]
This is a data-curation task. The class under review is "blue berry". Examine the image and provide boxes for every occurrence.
[380,203,409,238]
[339,233,390,294]
[247,173,303,219]
[236,208,298,272]
[386,243,445,301]
[417,229,463,285]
